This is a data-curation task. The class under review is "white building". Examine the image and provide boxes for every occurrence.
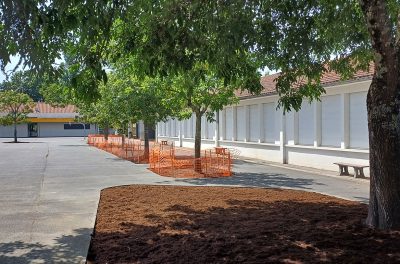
[157,68,373,174]
[0,102,97,137]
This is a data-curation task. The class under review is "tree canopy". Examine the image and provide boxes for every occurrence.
[0,90,34,142]
[0,70,45,101]
[167,63,240,159]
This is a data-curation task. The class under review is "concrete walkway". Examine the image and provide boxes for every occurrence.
[0,138,369,263]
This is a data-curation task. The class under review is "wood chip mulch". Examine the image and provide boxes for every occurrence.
[88,185,400,264]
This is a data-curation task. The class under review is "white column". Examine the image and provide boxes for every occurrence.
[139,121,145,140]
[220,109,225,141]
[215,110,220,147]
[184,118,187,138]
[258,103,264,143]
[174,119,177,137]
[314,101,322,147]
[165,120,169,137]
[244,105,250,142]
[190,117,194,138]
[280,110,287,164]
[155,122,158,142]
[341,93,350,149]
[293,112,299,145]
[232,106,237,141]
[178,121,183,147]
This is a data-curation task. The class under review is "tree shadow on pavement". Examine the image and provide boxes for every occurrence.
[2,141,45,144]
[0,228,91,264]
[158,172,321,189]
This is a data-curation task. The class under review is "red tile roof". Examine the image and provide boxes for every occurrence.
[238,65,374,98]
[33,102,77,114]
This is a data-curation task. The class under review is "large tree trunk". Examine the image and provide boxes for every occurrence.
[13,121,17,143]
[104,123,109,141]
[360,0,400,229]
[144,122,150,159]
[365,70,400,229]
[194,111,202,172]
[128,122,134,138]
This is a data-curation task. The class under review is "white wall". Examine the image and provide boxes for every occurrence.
[236,106,246,141]
[201,115,207,139]
[350,92,368,149]
[0,123,97,137]
[249,104,259,142]
[286,146,369,173]
[157,79,371,173]
[184,114,194,138]
[298,101,314,145]
[207,118,215,140]
[263,102,276,143]
[225,107,233,140]
[285,111,294,144]
[321,95,341,147]
[38,123,97,137]
[0,124,28,138]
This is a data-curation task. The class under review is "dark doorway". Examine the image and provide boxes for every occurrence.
[28,123,38,137]
[148,127,155,139]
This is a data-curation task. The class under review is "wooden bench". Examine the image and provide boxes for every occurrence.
[333,162,369,178]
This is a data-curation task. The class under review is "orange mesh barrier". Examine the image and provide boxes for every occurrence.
[88,135,233,177]
[87,135,154,164]
[149,142,232,178]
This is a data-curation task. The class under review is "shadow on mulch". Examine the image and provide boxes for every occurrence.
[88,185,400,264]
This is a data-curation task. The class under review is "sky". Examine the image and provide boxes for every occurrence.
[0,56,21,82]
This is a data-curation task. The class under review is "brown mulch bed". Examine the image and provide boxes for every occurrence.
[88,185,400,264]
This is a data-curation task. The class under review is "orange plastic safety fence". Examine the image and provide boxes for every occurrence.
[87,134,153,164]
[88,135,233,177]
[149,143,232,178]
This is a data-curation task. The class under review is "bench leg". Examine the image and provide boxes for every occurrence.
[339,165,350,176]
[354,168,365,178]
[354,168,359,178]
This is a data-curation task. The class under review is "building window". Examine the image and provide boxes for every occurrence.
[64,124,90,130]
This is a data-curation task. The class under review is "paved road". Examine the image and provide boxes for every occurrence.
[0,137,369,263]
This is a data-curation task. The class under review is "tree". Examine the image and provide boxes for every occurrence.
[249,0,399,230]
[72,76,132,141]
[0,70,45,101]
[97,0,400,229]
[120,75,178,158]
[2,0,400,229]
[0,90,34,142]
[169,64,239,163]
[0,0,119,81]
[108,2,261,166]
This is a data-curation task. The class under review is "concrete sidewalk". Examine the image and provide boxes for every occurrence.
[0,138,369,263]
